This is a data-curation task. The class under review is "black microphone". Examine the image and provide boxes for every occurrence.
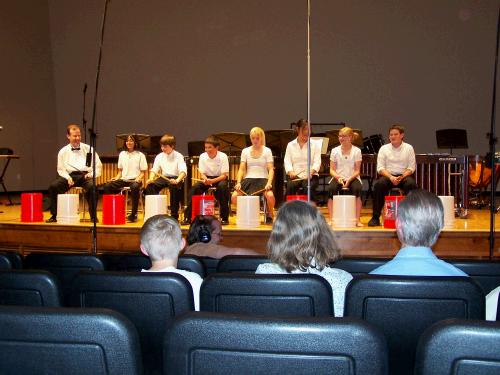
[83,83,87,93]
[86,151,92,167]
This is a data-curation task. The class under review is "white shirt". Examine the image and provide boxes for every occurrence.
[198,151,229,177]
[240,146,273,179]
[284,138,321,178]
[57,143,102,180]
[376,141,416,175]
[330,145,362,182]
[256,262,353,317]
[151,150,187,177]
[118,150,148,180]
[486,285,500,321]
[141,266,202,311]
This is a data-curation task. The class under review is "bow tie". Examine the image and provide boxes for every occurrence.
[71,147,81,151]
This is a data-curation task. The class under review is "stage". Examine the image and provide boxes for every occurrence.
[0,197,498,259]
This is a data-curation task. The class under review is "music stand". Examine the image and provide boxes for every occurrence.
[279,129,296,151]
[436,129,468,155]
[265,130,292,158]
[115,134,150,152]
[212,132,249,186]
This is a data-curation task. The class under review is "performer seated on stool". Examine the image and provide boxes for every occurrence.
[284,118,322,203]
[327,126,363,226]
[144,134,186,221]
[182,136,230,225]
[102,134,147,222]
[46,124,102,223]
[368,124,417,227]
[231,126,275,224]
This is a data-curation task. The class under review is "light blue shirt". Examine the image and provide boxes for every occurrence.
[369,246,468,277]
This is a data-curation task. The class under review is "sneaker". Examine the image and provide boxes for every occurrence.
[368,217,380,227]
[45,216,57,223]
[127,215,138,223]
[221,219,229,225]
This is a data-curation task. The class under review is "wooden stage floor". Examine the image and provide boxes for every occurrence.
[0,198,498,259]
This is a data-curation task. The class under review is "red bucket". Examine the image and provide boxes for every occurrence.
[21,193,43,222]
[191,195,215,220]
[286,195,308,201]
[102,194,125,225]
[383,195,405,229]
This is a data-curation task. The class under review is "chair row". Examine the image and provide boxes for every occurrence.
[0,268,487,375]
[0,304,499,375]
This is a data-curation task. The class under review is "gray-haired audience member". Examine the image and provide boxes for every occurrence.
[370,189,468,276]
[140,214,203,310]
[183,215,260,259]
[256,200,353,317]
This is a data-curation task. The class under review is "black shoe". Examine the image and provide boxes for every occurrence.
[368,217,380,227]
[46,216,57,223]
[265,216,273,225]
[221,219,229,225]
[90,217,99,223]
[181,218,191,226]
[127,215,138,223]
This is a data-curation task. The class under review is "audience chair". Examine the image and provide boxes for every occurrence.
[70,271,194,375]
[198,256,220,275]
[345,274,485,375]
[449,259,500,294]
[164,312,388,375]
[0,269,62,307]
[333,257,388,276]
[0,254,12,269]
[24,253,105,304]
[102,254,205,277]
[201,273,333,317]
[216,255,268,273]
[415,319,500,375]
[0,250,23,269]
[0,305,142,375]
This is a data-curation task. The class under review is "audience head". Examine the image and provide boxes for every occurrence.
[249,126,266,147]
[396,189,444,248]
[267,200,340,272]
[187,215,221,245]
[140,214,185,261]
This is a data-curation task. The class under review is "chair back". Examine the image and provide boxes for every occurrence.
[3,251,23,269]
[449,259,500,294]
[333,258,388,276]
[216,255,268,273]
[198,256,220,275]
[0,305,142,375]
[345,274,484,375]
[201,273,333,317]
[0,269,62,307]
[0,254,12,269]
[70,270,194,375]
[164,312,388,375]
[415,319,500,375]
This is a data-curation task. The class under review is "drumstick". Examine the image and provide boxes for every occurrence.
[251,188,266,196]
[291,177,307,182]
[192,178,204,182]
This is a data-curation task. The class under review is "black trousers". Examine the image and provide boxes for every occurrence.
[372,175,417,217]
[184,179,230,221]
[143,178,184,219]
[328,178,362,198]
[103,179,142,217]
[285,175,320,202]
[48,171,98,219]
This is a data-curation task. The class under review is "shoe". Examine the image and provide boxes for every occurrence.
[265,216,273,224]
[127,215,138,223]
[46,216,57,223]
[221,219,229,225]
[181,218,191,226]
[91,217,99,223]
[368,217,380,227]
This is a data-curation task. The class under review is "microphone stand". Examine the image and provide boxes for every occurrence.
[306,0,311,201]
[82,83,88,144]
[488,6,499,259]
[88,0,111,255]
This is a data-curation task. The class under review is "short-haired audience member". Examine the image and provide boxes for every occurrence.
[370,189,468,276]
[140,214,202,310]
[256,200,353,317]
[144,134,186,221]
[368,124,417,226]
[46,124,102,223]
[102,134,147,222]
[182,215,260,259]
[284,119,322,203]
[182,136,230,225]
[327,126,363,226]
[232,126,275,224]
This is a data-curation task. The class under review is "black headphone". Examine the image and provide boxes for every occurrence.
[197,223,211,243]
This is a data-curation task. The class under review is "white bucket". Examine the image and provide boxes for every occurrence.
[332,195,357,228]
[57,194,80,224]
[144,195,167,222]
[236,196,260,228]
[438,196,455,229]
